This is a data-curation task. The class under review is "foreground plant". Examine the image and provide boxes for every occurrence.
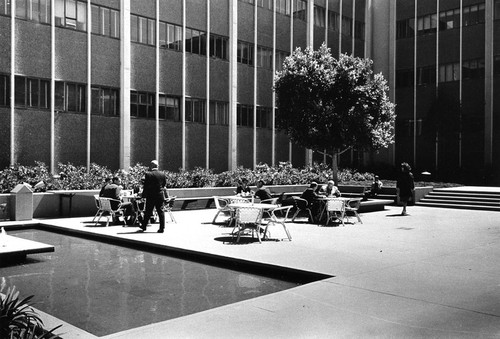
[0,282,61,339]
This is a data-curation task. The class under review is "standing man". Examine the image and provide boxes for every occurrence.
[140,160,167,233]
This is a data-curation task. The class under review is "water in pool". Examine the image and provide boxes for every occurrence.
[1,229,300,336]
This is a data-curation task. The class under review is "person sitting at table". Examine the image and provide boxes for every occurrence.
[254,180,273,202]
[99,176,135,225]
[318,180,341,197]
[301,182,322,219]
[236,178,252,196]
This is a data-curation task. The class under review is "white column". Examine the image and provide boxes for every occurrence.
[271,0,276,166]
[87,0,92,171]
[458,0,463,168]
[305,0,314,165]
[120,0,131,169]
[206,0,211,169]
[352,0,355,55]
[10,0,16,166]
[288,0,294,163]
[413,0,417,168]
[339,0,343,56]
[50,0,56,173]
[228,0,238,170]
[155,0,160,161]
[181,0,187,169]
[253,1,258,169]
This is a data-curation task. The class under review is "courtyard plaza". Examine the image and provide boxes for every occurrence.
[1,201,499,338]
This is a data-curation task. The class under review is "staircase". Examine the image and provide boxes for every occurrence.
[416,188,500,211]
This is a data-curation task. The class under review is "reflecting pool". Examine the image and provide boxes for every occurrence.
[1,229,300,336]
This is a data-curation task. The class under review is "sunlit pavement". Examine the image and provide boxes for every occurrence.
[2,203,500,338]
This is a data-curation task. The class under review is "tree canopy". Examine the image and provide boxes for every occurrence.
[274,44,396,155]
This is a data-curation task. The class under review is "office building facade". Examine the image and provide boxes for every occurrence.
[0,0,378,173]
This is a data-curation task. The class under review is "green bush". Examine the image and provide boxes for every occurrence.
[0,161,379,193]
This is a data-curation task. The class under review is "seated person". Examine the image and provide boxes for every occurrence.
[365,175,383,199]
[236,178,252,196]
[317,180,341,197]
[99,176,135,225]
[254,180,273,202]
[301,182,322,220]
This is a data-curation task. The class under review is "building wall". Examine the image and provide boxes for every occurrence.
[0,0,367,174]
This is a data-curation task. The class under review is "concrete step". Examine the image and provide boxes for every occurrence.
[415,201,500,212]
[420,197,500,206]
[428,191,500,200]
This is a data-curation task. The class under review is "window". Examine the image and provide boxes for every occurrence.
[91,86,120,116]
[185,27,206,56]
[0,74,9,107]
[185,98,206,123]
[15,76,26,107]
[210,34,228,60]
[159,94,180,121]
[131,14,155,46]
[494,55,500,76]
[1,0,11,15]
[92,5,119,38]
[396,18,415,39]
[354,20,365,40]
[15,0,50,23]
[130,91,155,118]
[328,11,339,31]
[341,16,352,36]
[314,5,325,28]
[462,58,485,79]
[55,0,86,31]
[276,50,288,71]
[53,80,85,113]
[293,0,307,21]
[237,41,254,66]
[495,0,500,20]
[405,119,423,137]
[237,104,253,127]
[256,106,271,128]
[160,22,182,51]
[438,62,460,83]
[209,101,229,125]
[257,46,272,69]
[416,66,436,86]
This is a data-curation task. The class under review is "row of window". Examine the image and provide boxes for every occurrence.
[397,2,485,39]
[91,4,120,38]
[237,104,272,128]
[238,0,307,20]
[238,42,288,70]
[396,58,486,87]
[313,6,365,40]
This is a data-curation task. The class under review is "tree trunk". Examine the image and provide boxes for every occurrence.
[331,152,339,185]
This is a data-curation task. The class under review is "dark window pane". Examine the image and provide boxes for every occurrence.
[101,7,110,36]
[31,0,40,22]
[16,0,26,19]
[0,75,7,106]
[55,81,65,110]
[15,76,25,107]
[91,5,100,34]
[66,83,76,111]
[91,87,100,114]
[77,84,85,112]
[77,1,86,31]
[110,10,119,38]
[159,22,166,48]
[131,15,138,42]
[28,79,39,107]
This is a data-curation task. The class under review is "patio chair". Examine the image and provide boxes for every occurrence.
[95,197,125,227]
[212,196,232,224]
[344,198,362,224]
[324,199,345,226]
[92,195,102,222]
[290,197,314,223]
[263,205,292,241]
[232,206,264,243]
[162,196,177,223]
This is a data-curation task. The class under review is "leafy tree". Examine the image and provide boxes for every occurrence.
[274,43,396,181]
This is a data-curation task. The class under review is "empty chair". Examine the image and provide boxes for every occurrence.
[263,205,292,241]
[324,199,345,226]
[162,196,177,223]
[232,207,264,243]
[212,196,232,224]
[95,197,125,227]
[344,198,362,224]
[291,197,314,223]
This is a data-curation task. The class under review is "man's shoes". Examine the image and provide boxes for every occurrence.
[157,229,164,233]
[139,224,147,232]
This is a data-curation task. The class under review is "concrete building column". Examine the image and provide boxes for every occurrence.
[228,0,238,170]
[120,0,131,170]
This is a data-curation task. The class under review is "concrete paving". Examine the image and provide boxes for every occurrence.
[1,200,500,338]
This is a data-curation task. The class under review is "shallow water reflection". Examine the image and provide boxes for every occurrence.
[1,230,299,336]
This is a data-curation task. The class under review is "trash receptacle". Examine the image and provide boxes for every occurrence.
[11,183,33,221]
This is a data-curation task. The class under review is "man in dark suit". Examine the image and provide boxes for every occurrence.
[99,176,135,225]
[140,160,167,233]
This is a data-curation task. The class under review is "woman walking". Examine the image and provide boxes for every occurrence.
[397,162,415,216]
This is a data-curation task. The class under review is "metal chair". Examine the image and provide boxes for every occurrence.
[94,197,125,227]
[162,196,177,223]
[291,197,314,223]
[263,205,292,241]
[324,199,345,226]
[212,196,232,224]
[344,198,362,224]
[92,195,102,222]
[232,207,264,243]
